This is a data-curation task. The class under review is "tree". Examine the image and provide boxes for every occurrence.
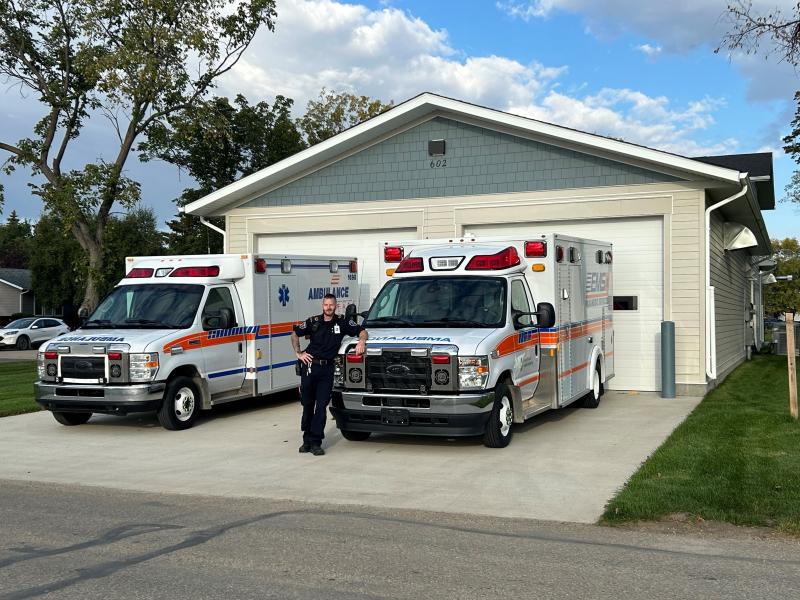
[298,89,393,146]
[719,2,800,63]
[764,238,800,315]
[28,212,85,313]
[0,0,277,310]
[140,94,306,254]
[0,210,33,268]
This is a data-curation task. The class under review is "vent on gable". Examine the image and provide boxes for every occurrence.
[428,139,446,156]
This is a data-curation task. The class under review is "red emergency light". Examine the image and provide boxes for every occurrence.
[431,354,450,364]
[125,268,153,278]
[524,241,547,257]
[395,256,424,273]
[170,266,220,277]
[254,258,266,273]
[384,246,404,262]
[107,352,123,360]
[465,247,520,270]
[350,260,358,273]
[44,351,58,360]
[346,353,364,363]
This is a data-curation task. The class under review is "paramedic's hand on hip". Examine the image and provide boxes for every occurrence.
[354,339,366,355]
[297,351,313,365]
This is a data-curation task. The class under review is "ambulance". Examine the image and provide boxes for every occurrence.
[330,235,613,447]
[35,253,360,430]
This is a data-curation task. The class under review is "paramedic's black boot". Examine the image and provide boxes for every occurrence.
[310,446,325,456]
[299,443,311,453]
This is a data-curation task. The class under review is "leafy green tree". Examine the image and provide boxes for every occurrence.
[99,206,164,297]
[298,89,393,146]
[764,238,800,315]
[0,0,277,310]
[28,212,85,313]
[0,210,33,268]
[140,94,306,254]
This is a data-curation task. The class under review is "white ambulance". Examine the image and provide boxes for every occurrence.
[35,253,360,430]
[331,235,613,447]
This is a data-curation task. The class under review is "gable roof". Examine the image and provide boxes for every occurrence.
[185,92,746,217]
[693,153,775,209]
[0,268,31,290]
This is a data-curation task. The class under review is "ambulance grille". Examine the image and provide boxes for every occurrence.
[366,351,431,393]
[60,356,105,380]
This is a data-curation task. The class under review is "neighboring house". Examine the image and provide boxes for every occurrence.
[184,93,774,395]
[0,268,35,320]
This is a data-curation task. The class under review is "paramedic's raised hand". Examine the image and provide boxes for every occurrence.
[354,339,366,355]
[297,351,313,365]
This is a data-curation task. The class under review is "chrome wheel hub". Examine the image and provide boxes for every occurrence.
[174,387,195,422]
[499,396,512,437]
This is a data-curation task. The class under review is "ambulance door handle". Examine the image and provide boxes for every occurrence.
[587,337,593,343]
[238,342,243,353]
[534,344,539,357]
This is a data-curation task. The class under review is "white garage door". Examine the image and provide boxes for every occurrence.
[257,228,418,310]
[468,217,663,391]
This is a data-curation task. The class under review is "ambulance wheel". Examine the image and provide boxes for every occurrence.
[340,429,371,441]
[158,376,199,430]
[16,335,30,350]
[483,381,514,448]
[52,411,91,426]
[582,363,604,409]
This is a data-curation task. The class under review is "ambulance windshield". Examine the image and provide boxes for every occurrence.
[85,284,205,329]
[366,277,506,328]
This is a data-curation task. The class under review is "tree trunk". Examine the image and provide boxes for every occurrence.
[71,220,104,313]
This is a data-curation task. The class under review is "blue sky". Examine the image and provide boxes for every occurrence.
[1,0,798,238]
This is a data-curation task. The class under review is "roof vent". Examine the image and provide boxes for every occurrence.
[723,222,757,251]
[428,139,445,156]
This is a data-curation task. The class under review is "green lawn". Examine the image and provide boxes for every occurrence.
[0,361,40,417]
[602,354,800,533]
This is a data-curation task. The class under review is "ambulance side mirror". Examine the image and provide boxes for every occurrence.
[345,304,358,320]
[533,302,555,329]
[78,307,89,327]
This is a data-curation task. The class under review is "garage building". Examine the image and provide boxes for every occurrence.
[185,93,774,395]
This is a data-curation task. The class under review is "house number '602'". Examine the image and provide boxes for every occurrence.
[429,159,447,168]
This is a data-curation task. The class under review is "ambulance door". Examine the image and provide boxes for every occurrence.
[557,257,573,404]
[201,285,246,396]
[268,275,298,389]
[510,278,540,399]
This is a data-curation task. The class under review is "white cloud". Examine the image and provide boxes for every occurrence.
[636,43,662,59]
[221,0,736,157]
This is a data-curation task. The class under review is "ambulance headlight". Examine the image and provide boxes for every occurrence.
[458,356,489,390]
[129,353,159,382]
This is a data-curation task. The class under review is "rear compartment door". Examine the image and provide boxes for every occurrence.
[268,275,299,390]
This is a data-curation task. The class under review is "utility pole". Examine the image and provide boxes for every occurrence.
[786,309,798,420]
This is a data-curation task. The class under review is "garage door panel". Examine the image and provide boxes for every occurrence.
[257,228,418,310]
[468,217,663,391]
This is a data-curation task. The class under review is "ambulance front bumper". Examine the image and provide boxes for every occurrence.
[35,382,166,415]
[331,390,494,436]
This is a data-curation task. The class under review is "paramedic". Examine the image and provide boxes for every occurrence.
[292,293,367,455]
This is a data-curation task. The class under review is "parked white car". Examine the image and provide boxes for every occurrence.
[0,317,71,350]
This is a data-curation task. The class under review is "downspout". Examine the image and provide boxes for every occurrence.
[199,217,226,252]
[705,174,749,380]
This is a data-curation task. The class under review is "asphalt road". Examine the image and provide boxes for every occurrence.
[1,480,798,600]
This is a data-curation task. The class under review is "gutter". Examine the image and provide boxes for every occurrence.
[179,203,227,251]
[704,174,749,380]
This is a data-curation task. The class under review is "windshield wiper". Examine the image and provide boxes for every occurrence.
[422,318,488,328]
[124,318,176,328]
[366,316,415,326]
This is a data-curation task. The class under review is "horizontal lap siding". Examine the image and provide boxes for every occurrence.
[670,190,704,384]
[709,210,748,380]
[0,282,21,316]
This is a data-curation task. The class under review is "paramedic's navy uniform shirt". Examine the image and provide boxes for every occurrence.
[294,314,363,359]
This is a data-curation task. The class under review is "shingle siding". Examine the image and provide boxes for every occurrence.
[243,117,680,208]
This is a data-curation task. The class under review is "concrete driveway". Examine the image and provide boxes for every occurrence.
[0,390,701,523]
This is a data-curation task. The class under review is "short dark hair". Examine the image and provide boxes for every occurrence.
[323,293,336,301]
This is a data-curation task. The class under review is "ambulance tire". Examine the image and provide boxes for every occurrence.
[158,376,200,430]
[52,411,92,426]
[483,381,514,448]
[340,429,372,441]
[582,363,604,409]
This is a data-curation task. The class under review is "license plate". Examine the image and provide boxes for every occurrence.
[381,408,410,426]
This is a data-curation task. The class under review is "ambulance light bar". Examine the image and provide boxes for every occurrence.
[465,247,520,270]
[126,268,153,278]
[430,256,464,271]
[524,241,547,257]
[395,256,424,273]
[384,246,404,262]
[170,266,220,277]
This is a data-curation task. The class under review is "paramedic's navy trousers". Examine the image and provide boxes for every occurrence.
[300,363,335,446]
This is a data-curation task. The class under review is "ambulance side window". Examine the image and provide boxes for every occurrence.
[510,279,532,329]
[202,287,237,330]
